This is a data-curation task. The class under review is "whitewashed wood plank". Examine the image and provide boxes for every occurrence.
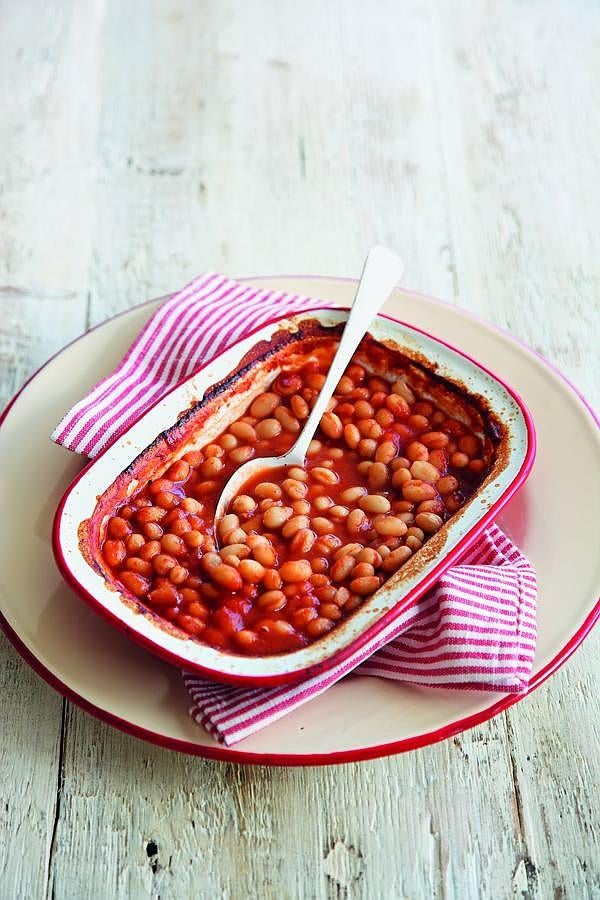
[0,3,107,899]
[431,1,600,896]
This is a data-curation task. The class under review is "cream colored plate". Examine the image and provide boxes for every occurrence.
[1,277,598,764]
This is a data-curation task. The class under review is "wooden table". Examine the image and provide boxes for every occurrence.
[1,3,598,897]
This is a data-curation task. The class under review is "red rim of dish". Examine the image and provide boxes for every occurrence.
[0,278,596,765]
[51,305,536,687]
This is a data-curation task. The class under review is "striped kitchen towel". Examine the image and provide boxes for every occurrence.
[184,523,536,745]
[51,272,537,746]
[51,272,330,457]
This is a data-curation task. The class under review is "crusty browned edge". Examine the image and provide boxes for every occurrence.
[80,317,509,646]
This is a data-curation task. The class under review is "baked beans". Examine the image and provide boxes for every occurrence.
[101,340,494,656]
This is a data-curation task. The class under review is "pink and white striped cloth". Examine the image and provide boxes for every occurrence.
[51,272,330,457]
[185,524,536,745]
[52,272,537,746]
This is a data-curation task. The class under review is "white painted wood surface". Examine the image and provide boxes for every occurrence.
[0,2,598,898]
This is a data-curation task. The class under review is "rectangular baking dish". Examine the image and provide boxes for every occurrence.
[53,308,535,686]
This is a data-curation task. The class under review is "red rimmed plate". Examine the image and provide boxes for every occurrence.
[0,276,598,764]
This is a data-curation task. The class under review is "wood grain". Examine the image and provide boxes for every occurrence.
[0,1,598,898]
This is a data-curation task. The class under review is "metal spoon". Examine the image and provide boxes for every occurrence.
[214,246,404,529]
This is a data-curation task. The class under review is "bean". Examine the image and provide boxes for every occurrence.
[282,514,311,538]
[136,506,166,525]
[405,536,422,551]
[104,539,126,567]
[367,462,388,490]
[219,433,239,451]
[306,617,334,638]
[341,423,358,450]
[333,542,363,560]
[230,446,255,464]
[391,379,415,404]
[250,392,280,418]
[358,419,383,440]
[138,540,161,561]
[180,497,203,515]
[255,482,282,500]
[420,431,449,449]
[307,439,322,456]
[381,546,413,573]
[211,564,243,591]
[169,565,188,585]
[125,533,145,555]
[120,571,150,597]
[290,394,309,419]
[125,557,153,577]
[337,487,364,506]
[319,603,342,621]
[329,447,344,459]
[255,418,282,440]
[292,607,319,629]
[402,479,437,503]
[205,443,225,458]
[415,512,444,533]
[183,530,203,550]
[257,590,287,612]
[263,505,293,529]
[282,478,308,500]
[107,516,132,539]
[200,457,225,478]
[358,438,377,459]
[262,568,282,590]
[331,555,355,582]
[311,517,334,535]
[373,516,408,537]
[148,583,180,606]
[288,466,308,482]
[431,411,445,425]
[229,421,258,443]
[313,534,342,555]
[397,512,415,525]
[360,548,384,567]
[238,559,265,583]
[155,553,180,576]
[279,560,312,582]
[417,498,445,515]
[390,468,410,489]
[290,528,317,555]
[350,576,380,595]
[274,406,300,433]
[320,411,343,439]
[311,466,339,485]
[410,460,440,483]
[359,494,391,514]
[336,375,354,394]
[385,394,410,418]
[252,543,277,567]
[436,475,459,495]
[233,629,258,650]
[292,499,311,515]
[347,508,370,534]
[220,543,250,559]
[352,561,375,580]
[330,505,350,519]
[374,440,396,465]
[353,400,372,419]
[450,451,470,468]
[170,518,192,537]
[217,513,239,538]
[201,552,222,573]
[231,494,257,516]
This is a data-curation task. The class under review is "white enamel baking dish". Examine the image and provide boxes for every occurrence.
[53,308,535,686]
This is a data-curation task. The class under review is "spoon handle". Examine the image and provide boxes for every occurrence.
[291,246,404,463]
